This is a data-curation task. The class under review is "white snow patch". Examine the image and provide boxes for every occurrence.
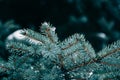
[50,27,56,31]
[42,22,49,26]
[7,30,25,40]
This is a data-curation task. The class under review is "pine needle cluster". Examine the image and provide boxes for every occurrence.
[0,22,120,80]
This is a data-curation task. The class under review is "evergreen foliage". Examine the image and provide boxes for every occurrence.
[0,22,120,80]
[0,20,20,59]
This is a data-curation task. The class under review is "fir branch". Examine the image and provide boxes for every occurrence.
[22,29,49,45]
[3,22,120,80]
[0,65,10,71]
[67,59,94,71]
[40,22,58,43]
[60,34,85,50]
[6,41,31,55]
[99,61,120,68]
[97,40,120,58]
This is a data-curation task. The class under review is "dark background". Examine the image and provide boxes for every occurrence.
[0,0,120,59]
